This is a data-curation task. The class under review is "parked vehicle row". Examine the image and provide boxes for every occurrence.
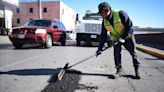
[9,19,66,49]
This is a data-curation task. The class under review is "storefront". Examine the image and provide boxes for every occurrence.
[0,0,18,34]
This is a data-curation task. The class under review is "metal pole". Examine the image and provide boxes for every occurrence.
[38,0,42,19]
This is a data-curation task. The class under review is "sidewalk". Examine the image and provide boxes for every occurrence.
[0,36,10,44]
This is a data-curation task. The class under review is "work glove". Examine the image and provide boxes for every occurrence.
[96,49,102,57]
[119,38,125,43]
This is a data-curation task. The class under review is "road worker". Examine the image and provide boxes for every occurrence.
[96,2,140,79]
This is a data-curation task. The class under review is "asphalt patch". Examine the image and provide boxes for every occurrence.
[41,69,98,92]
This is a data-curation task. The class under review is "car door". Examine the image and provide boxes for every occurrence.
[52,21,61,41]
[58,22,65,36]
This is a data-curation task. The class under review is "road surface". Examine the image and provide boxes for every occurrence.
[0,36,164,92]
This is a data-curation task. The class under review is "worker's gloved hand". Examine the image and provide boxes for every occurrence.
[119,38,125,43]
[96,49,102,57]
[114,41,118,45]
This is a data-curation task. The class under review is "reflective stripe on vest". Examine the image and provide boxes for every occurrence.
[104,10,125,40]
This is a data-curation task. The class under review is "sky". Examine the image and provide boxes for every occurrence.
[20,0,164,28]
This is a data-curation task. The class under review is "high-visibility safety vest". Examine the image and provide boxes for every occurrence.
[104,10,125,41]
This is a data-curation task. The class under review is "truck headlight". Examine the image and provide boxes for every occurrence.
[35,29,46,34]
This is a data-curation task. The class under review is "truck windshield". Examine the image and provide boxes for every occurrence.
[24,20,51,27]
[83,13,102,20]
[84,15,102,20]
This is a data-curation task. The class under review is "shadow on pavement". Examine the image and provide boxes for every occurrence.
[0,68,115,92]
[0,43,57,50]
[0,68,60,76]
[0,43,13,50]
[0,43,44,50]
[122,75,140,79]
[0,68,115,79]
[66,70,115,79]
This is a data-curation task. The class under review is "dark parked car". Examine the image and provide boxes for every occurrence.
[9,19,66,49]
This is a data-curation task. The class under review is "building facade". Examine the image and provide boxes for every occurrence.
[12,1,76,31]
[0,0,19,31]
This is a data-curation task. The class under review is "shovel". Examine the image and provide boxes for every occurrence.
[57,47,110,81]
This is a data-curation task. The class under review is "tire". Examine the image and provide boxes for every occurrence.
[61,36,66,46]
[13,43,23,49]
[76,39,81,46]
[45,34,52,48]
[85,40,92,46]
[76,40,81,46]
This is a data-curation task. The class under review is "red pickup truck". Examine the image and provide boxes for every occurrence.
[9,19,66,49]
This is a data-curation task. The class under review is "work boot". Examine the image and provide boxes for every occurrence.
[134,66,140,79]
[114,68,122,78]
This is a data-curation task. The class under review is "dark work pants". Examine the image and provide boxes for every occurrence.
[114,37,140,69]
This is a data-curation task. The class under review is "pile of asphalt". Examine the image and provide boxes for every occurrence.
[41,69,98,92]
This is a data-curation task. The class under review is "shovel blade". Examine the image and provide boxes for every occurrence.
[57,63,69,80]
[57,68,66,80]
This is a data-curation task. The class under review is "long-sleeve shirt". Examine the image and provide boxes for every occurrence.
[98,10,134,51]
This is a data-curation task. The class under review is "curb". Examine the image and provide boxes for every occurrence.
[136,44,164,59]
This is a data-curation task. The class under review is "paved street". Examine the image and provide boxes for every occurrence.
[0,36,164,92]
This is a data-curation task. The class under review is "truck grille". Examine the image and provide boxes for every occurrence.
[85,23,101,34]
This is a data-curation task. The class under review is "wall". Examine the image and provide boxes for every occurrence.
[60,2,76,31]
[12,1,76,30]
[135,33,164,46]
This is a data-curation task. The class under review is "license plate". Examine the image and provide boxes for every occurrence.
[90,35,97,38]
[17,34,25,39]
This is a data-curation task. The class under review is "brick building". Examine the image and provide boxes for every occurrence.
[12,1,76,31]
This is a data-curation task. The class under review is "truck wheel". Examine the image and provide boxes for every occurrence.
[13,43,23,49]
[76,39,81,46]
[45,34,52,48]
[85,40,92,46]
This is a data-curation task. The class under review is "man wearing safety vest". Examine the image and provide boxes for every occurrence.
[96,2,140,79]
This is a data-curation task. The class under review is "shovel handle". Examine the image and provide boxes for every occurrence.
[68,47,110,69]
[68,54,95,69]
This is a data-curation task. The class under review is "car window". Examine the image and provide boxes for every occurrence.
[60,22,66,30]
[24,20,51,27]
[52,21,66,31]
[57,22,65,30]
[52,21,60,28]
